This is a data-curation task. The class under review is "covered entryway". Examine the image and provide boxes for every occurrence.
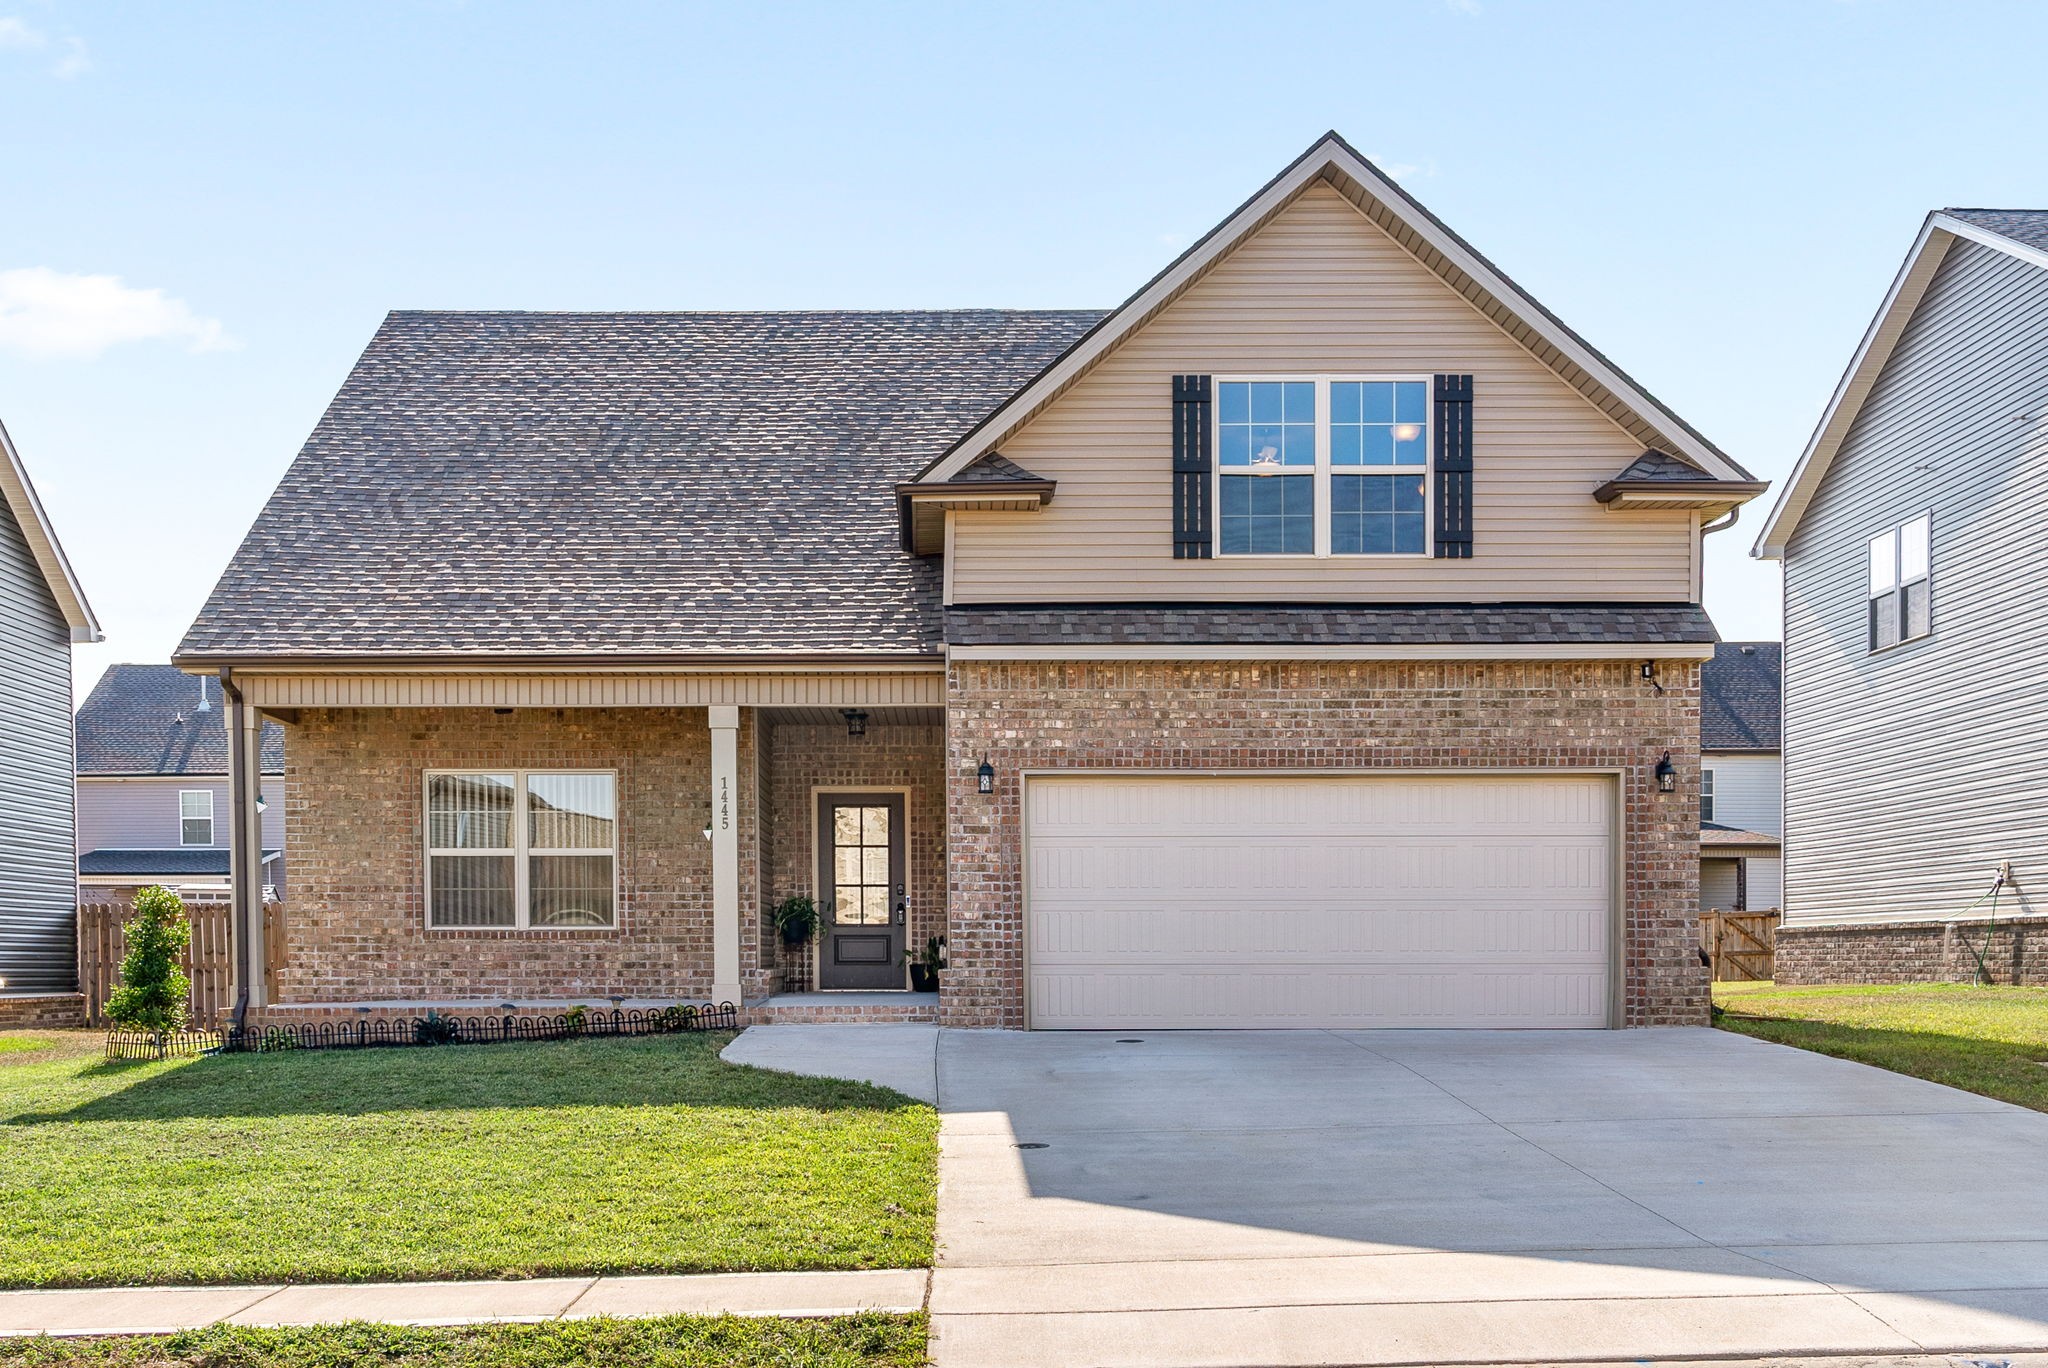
[1024,773,1616,1029]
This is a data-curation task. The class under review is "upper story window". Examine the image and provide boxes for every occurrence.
[179,790,214,846]
[1700,768,1715,824]
[1217,378,1429,557]
[1867,513,1931,652]
[426,771,617,930]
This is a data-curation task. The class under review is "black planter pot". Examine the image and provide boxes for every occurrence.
[909,965,939,994]
[781,924,811,948]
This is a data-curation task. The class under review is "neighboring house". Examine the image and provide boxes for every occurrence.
[74,664,285,899]
[1698,642,1782,914]
[175,132,1764,1032]
[1756,208,2048,984]
[0,419,100,996]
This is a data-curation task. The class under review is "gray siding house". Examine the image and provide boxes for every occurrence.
[1756,209,2048,983]
[1699,642,1781,914]
[75,664,285,898]
[0,419,100,996]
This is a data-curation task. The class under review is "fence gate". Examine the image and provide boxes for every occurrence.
[1701,910,1779,982]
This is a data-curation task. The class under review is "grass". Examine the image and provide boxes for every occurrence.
[0,1315,928,1368]
[0,1030,936,1289]
[1713,980,2048,1111]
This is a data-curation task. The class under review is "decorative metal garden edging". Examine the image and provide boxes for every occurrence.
[103,1002,738,1059]
[214,1002,740,1054]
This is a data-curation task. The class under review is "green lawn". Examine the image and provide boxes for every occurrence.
[0,1315,927,1368]
[1714,980,2048,1111]
[0,1031,935,1289]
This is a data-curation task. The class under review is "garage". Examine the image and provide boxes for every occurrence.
[1024,774,1616,1029]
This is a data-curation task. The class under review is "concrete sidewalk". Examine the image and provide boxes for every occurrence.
[0,1269,929,1337]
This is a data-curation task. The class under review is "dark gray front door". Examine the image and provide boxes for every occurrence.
[817,793,906,990]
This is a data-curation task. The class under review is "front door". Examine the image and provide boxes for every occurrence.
[817,793,907,990]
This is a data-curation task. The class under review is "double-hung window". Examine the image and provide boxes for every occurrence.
[179,790,214,846]
[1867,513,1931,652]
[426,771,617,929]
[1700,769,1716,824]
[1217,377,1429,556]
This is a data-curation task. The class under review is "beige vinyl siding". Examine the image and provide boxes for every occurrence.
[1781,237,2048,927]
[948,183,1697,603]
[1702,751,1782,836]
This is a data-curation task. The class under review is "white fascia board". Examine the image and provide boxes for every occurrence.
[1751,211,2048,560]
[0,418,100,641]
[923,133,1746,485]
[946,642,1717,662]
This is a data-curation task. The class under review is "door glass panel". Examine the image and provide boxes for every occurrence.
[835,848,863,884]
[834,807,861,844]
[829,802,895,926]
[861,806,889,843]
[862,887,889,924]
[863,847,889,883]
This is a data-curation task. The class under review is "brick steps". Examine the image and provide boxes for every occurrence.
[746,993,938,1025]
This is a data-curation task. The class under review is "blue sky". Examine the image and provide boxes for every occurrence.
[4,1,2044,691]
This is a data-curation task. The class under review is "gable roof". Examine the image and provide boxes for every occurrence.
[176,310,1102,663]
[0,418,99,644]
[1754,209,2048,558]
[911,131,1754,487]
[1700,641,1781,751]
[76,664,287,775]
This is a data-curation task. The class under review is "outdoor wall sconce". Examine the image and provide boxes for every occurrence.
[842,708,868,738]
[1654,751,1677,794]
[977,757,996,795]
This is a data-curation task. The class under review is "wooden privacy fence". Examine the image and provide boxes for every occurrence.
[1701,909,1779,983]
[77,898,285,1027]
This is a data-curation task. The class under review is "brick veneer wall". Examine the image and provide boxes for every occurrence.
[0,994,86,1029]
[944,659,1704,1029]
[1777,917,2048,986]
[278,707,766,1005]
[759,721,945,993]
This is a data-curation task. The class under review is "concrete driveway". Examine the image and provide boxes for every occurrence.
[724,1026,2048,1367]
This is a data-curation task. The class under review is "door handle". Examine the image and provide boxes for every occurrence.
[894,884,907,926]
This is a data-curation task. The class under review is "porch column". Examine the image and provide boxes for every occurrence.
[709,705,741,1005]
[223,675,267,1024]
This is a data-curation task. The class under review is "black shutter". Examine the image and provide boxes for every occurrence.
[1172,374,1213,559]
[1433,373,1474,559]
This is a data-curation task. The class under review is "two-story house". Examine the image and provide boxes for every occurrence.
[175,133,1763,1031]
[1756,209,2048,984]
[0,418,99,1005]
[1699,642,1782,914]
[75,664,285,900]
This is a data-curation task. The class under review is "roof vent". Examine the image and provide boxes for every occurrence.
[1739,645,1755,654]
[194,675,212,713]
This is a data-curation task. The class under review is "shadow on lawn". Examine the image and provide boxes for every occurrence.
[7,1034,928,1125]
[1716,1012,2048,1112]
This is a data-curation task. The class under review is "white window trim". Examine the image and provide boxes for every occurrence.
[1866,511,1932,653]
[1212,374,1434,560]
[178,789,214,847]
[423,769,620,932]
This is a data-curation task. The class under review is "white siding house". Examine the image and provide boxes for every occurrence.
[1699,642,1781,914]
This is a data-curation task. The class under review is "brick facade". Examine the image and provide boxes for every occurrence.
[277,707,767,1006]
[943,658,1705,1029]
[759,720,945,993]
[1777,917,2048,986]
[0,994,86,1029]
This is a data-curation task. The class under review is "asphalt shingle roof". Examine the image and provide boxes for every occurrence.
[76,664,286,775]
[1604,450,1710,483]
[178,310,1105,660]
[80,848,279,876]
[1701,641,1781,751]
[1945,209,2048,254]
[944,602,1718,647]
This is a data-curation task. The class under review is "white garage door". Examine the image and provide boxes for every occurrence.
[1026,774,1615,1030]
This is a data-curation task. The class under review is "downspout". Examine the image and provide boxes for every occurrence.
[1701,505,1742,536]
[220,668,256,1035]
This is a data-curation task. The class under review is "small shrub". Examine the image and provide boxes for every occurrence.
[562,1004,588,1034]
[413,1011,462,1046]
[258,1026,301,1052]
[659,1003,699,1030]
[104,886,192,1051]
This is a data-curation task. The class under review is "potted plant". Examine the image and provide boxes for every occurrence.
[907,935,946,994]
[773,894,819,948]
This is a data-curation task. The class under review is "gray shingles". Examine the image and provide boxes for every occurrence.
[1944,209,2048,254]
[944,603,1718,647]
[76,664,285,775]
[79,848,278,876]
[1700,641,1780,750]
[177,310,1104,659]
[1604,450,1711,483]
[948,453,1047,484]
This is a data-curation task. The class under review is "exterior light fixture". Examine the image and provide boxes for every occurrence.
[1654,751,1677,794]
[977,758,995,795]
[842,709,869,738]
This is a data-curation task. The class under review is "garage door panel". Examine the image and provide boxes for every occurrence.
[1025,775,1615,1030]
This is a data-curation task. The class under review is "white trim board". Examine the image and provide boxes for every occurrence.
[0,418,99,643]
[916,131,1752,488]
[1754,211,2048,559]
